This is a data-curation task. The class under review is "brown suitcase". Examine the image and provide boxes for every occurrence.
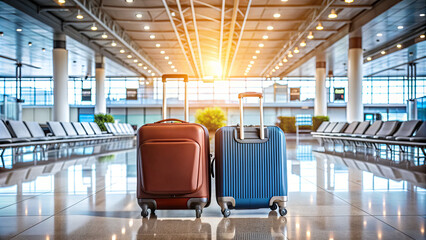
[137,74,211,218]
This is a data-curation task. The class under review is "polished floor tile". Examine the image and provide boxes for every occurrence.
[0,138,424,239]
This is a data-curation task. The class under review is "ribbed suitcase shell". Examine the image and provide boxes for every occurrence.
[215,126,287,208]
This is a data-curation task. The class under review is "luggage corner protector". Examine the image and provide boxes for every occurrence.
[217,197,236,210]
[187,198,208,209]
[138,199,157,209]
[269,196,288,208]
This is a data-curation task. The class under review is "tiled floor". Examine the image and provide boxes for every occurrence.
[0,138,424,239]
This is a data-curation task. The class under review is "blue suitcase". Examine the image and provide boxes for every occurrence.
[214,92,288,217]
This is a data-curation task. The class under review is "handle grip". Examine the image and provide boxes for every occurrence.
[238,92,263,99]
[155,118,188,124]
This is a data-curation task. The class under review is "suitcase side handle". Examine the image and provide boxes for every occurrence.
[162,74,189,122]
[155,118,188,124]
[238,92,264,140]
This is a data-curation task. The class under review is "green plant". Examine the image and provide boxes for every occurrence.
[278,116,296,133]
[195,107,227,132]
[312,116,330,131]
[94,113,115,132]
[98,154,115,163]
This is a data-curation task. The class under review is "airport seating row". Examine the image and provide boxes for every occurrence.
[311,120,426,156]
[0,120,136,160]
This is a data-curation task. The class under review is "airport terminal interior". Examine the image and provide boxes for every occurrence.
[0,0,425,239]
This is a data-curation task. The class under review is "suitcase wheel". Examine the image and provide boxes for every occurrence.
[195,204,203,218]
[221,209,231,218]
[141,204,149,218]
[270,202,278,211]
[279,208,287,217]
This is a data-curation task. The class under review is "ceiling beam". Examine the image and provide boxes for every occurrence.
[190,0,205,77]
[222,0,240,77]
[111,19,351,24]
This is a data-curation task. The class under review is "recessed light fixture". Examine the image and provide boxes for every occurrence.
[258,43,264,47]
[148,70,152,73]
[102,32,108,39]
[144,26,150,30]
[91,23,97,31]
[171,12,176,17]
[149,34,155,39]
[376,33,383,37]
[127,54,132,58]
[160,50,165,54]
[300,40,306,47]
[28,42,32,46]
[244,73,248,76]
[288,51,293,58]
[367,57,372,61]
[307,31,314,39]
[120,49,125,53]
[316,22,324,30]
[125,0,134,3]
[396,44,402,48]
[173,69,177,72]
[255,50,260,54]
[168,61,172,64]
[345,0,354,3]
[262,35,269,39]
[283,57,288,62]
[111,41,117,47]
[275,66,279,69]
[397,25,403,30]
[281,0,288,2]
[420,13,425,17]
[278,62,283,66]
[133,59,138,63]
[381,50,386,55]
[420,34,425,39]
[328,9,337,19]
[294,47,299,53]
[42,48,46,52]
[272,69,276,72]
[76,10,84,19]
[143,66,147,70]
[252,56,257,59]
[58,0,65,3]
[250,61,254,64]
[273,13,281,18]
[248,64,252,67]
[138,63,143,66]
[16,28,22,32]
[155,43,160,47]
[267,26,274,31]
[136,13,143,18]
[164,56,169,60]
[171,65,175,69]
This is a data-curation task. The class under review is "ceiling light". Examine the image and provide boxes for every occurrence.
[155,43,160,47]
[267,26,274,31]
[91,23,97,31]
[42,48,46,52]
[420,14,425,17]
[102,32,108,39]
[252,56,257,59]
[144,26,150,30]
[244,73,247,76]
[376,33,382,37]
[381,50,386,55]
[262,35,269,39]
[127,54,132,58]
[136,13,143,18]
[16,28,22,32]
[367,57,372,61]
[125,0,134,3]
[151,73,155,76]
[255,50,260,54]
[168,61,172,64]
[250,61,254,64]
[397,25,403,30]
[138,63,143,66]
[275,66,279,69]
[149,34,155,39]
[258,43,264,47]
[281,0,288,2]
[164,56,169,60]
[278,62,283,66]
[143,66,147,69]
[420,34,425,39]
[171,65,175,69]
[133,59,138,63]
[283,57,288,62]
[273,13,281,18]
[148,70,152,73]
[272,69,276,72]
[160,50,165,54]
[111,41,117,47]
[307,31,314,39]
[316,22,324,30]
[28,42,32,46]
[294,47,299,53]
[396,44,402,48]
[300,40,306,47]
[58,0,65,3]
[171,12,176,17]
[328,9,337,19]
[248,64,252,67]
[173,69,177,72]
[344,0,354,3]
[76,10,84,19]
[288,51,293,58]
[120,49,125,53]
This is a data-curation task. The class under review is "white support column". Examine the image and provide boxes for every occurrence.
[347,35,364,122]
[52,33,69,122]
[95,55,106,114]
[315,53,327,116]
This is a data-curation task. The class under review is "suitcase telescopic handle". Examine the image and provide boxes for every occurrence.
[238,92,264,140]
[161,74,189,122]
